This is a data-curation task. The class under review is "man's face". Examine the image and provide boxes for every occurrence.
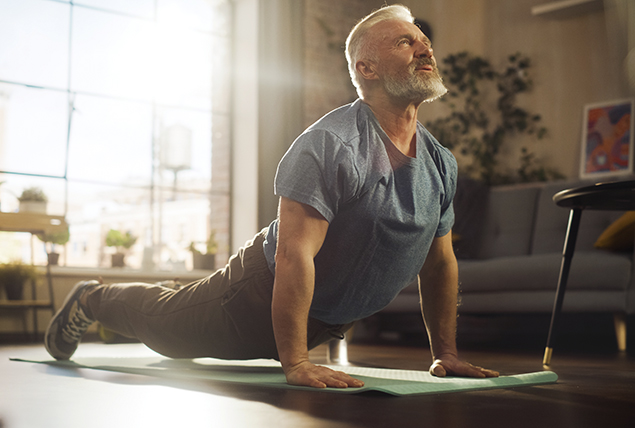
[371,20,447,103]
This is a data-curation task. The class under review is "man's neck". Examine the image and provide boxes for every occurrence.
[363,94,421,158]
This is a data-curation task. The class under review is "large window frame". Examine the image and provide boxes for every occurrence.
[0,0,232,271]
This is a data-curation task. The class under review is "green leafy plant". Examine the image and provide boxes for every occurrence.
[425,51,563,185]
[105,229,138,253]
[37,228,70,253]
[0,262,38,300]
[18,187,48,202]
[188,230,218,255]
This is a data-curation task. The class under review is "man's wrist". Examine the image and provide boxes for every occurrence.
[432,350,458,361]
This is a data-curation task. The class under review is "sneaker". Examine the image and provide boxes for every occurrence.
[45,280,99,360]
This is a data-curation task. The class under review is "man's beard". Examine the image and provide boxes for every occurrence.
[382,58,447,103]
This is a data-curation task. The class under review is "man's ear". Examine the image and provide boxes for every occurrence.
[356,59,378,81]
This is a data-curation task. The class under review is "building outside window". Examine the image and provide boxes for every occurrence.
[0,0,232,271]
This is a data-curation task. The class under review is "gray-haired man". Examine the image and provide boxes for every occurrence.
[46,4,498,388]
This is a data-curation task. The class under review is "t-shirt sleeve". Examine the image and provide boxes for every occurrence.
[274,129,360,222]
[435,146,458,238]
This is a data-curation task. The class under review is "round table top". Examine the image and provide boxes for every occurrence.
[553,180,635,211]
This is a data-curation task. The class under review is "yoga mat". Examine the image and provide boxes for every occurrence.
[12,355,557,396]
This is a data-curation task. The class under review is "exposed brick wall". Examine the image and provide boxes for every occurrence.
[302,0,384,128]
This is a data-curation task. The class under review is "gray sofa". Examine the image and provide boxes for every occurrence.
[380,178,635,349]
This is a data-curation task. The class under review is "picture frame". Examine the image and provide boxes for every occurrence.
[579,98,634,179]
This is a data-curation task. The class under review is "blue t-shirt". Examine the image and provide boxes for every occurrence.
[263,99,457,325]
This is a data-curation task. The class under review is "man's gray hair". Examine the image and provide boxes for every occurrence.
[345,4,415,97]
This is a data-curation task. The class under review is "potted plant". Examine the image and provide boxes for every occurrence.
[0,262,38,300]
[424,51,563,185]
[189,230,218,270]
[105,229,138,267]
[18,187,48,214]
[37,227,70,266]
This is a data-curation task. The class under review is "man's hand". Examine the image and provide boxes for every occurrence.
[429,353,499,378]
[284,360,365,389]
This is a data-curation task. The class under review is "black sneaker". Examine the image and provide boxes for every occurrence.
[45,280,99,360]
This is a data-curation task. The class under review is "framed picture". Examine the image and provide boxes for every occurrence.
[580,98,634,179]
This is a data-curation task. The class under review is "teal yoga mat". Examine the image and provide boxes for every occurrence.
[12,355,557,396]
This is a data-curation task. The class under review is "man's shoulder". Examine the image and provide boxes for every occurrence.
[303,99,366,143]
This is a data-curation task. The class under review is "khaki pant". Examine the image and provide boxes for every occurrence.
[85,228,352,360]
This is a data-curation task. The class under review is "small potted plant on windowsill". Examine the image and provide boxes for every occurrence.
[0,261,38,301]
[105,229,138,268]
[37,227,70,266]
[189,230,218,270]
[18,187,48,214]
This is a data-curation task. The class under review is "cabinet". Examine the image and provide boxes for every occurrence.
[0,212,68,338]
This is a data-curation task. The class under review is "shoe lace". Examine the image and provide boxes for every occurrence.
[62,306,93,342]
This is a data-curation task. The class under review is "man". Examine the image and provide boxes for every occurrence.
[45,4,498,389]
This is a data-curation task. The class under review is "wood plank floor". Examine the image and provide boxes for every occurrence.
[1,323,634,428]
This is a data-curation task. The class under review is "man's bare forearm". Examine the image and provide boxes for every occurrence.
[271,254,315,370]
[419,233,460,359]
[419,258,459,359]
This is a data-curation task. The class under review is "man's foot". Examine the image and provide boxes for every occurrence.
[45,280,99,360]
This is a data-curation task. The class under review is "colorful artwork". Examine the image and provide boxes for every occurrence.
[581,99,634,178]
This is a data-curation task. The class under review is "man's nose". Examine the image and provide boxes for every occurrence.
[415,40,433,58]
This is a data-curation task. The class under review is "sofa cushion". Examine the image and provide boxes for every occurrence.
[458,251,632,293]
[475,185,541,259]
[452,177,490,259]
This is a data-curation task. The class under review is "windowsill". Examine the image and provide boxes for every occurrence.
[36,265,214,282]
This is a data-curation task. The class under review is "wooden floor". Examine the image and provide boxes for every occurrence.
[1,317,634,428]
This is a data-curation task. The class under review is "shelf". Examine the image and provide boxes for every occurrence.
[0,213,63,338]
[531,0,604,18]
[0,300,54,309]
[0,212,68,235]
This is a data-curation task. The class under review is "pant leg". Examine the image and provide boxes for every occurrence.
[85,229,279,360]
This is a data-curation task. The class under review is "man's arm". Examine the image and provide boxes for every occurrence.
[419,232,499,378]
[272,196,364,388]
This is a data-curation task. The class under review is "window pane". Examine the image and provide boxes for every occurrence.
[66,180,151,268]
[157,0,229,35]
[158,106,212,188]
[0,0,230,271]
[0,0,70,89]
[74,0,155,19]
[67,94,153,185]
[0,173,66,217]
[71,7,156,100]
[154,28,213,110]
[0,83,68,177]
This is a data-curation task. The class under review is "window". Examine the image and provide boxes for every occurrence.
[0,0,232,271]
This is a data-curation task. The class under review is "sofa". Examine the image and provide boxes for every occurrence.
[378,178,635,349]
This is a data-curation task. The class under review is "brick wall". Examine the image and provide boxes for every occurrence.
[302,0,384,127]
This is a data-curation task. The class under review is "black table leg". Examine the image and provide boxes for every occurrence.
[543,208,583,366]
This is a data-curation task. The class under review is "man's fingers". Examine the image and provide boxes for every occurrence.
[479,367,500,377]
[285,363,364,388]
[325,369,365,388]
[429,361,447,377]
[430,358,499,378]
[462,363,499,378]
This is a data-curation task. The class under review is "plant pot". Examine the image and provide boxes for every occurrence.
[19,200,47,214]
[47,252,60,266]
[192,253,215,270]
[111,253,125,268]
[3,281,24,300]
